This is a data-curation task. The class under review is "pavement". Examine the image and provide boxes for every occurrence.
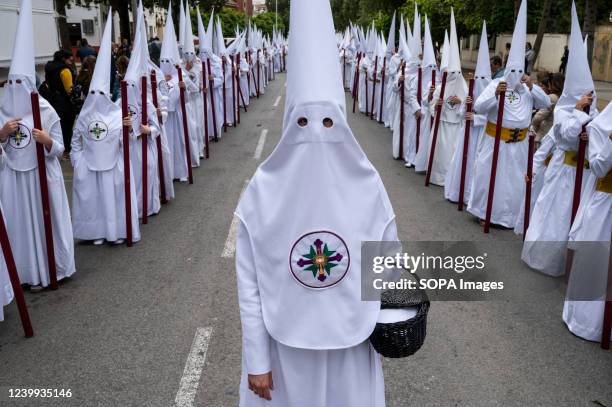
[0,73,610,407]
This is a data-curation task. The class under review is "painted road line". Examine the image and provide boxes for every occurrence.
[174,327,213,407]
[273,96,282,107]
[253,129,268,160]
[221,180,249,258]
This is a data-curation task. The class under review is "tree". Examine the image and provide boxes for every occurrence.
[252,12,285,37]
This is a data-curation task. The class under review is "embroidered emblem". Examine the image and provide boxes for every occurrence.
[8,123,31,149]
[445,96,458,110]
[87,121,108,141]
[158,80,171,95]
[505,90,521,106]
[289,231,350,289]
[127,104,139,120]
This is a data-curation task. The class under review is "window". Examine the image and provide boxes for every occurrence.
[82,19,94,34]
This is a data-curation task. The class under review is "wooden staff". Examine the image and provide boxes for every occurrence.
[458,77,475,211]
[523,132,536,238]
[176,67,194,184]
[246,52,251,98]
[370,56,378,120]
[343,50,346,89]
[120,81,134,246]
[425,71,448,187]
[570,104,591,225]
[399,63,405,161]
[379,56,386,123]
[483,85,506,233]
[256,49,261,98]
[231,56,237,126]
[201,61,210,159]
[140,76,148,225]
[365,61,370,117]
[352,53,362,114]
[416,67,422,153]
[149,71,167,204]
[30,92,58,289]
[206,59,219,142]
[0,206,33,337]
[603,233,612,350]
[431,70,436,129]
[222,58,228,132]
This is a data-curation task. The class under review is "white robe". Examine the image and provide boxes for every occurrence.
[155,93,176,201]
[562,105,612,342]
[444,113,487,203]
[71,117,141,243]
[414,85,434,173]
[358,56,371,114]
[425,83,465,186]
[0,121,75,287]
[236,222,386,407]
[467,80,550,227]
[159,76,189,181]
[522,109,594,276]
[184,62,204,162]
[203,57,224,140]
[513,132,556,235]
[238,57,251,108]
[384,55,401,129]
[391,73,419,162]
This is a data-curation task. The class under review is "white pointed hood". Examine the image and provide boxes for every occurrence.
[160,1,181,76]
[125,2,148,85]
[1,0,59,149]
[178,0,186,53]
[183,2,196,62]
[504,0,527,88]
[442,9,467,103]
[440,30,449,72]
[216,17,228,56]
[422,15,436,69]
[201,11,215,58]
[236,0,396,351]
[412,5,422,59]
[386,11,396,57]
[73,8,122,172]
[474,21,492,99]
[196,6,206,58]
[406,18,413,49]
[556,1,596,114]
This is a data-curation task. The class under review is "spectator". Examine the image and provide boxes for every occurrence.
[118,38,131,58]
[77,38,97,60]
[503,42,511,67]
[490,55,505,79]
[148,36,162,66]
[44,50,77,155]
[531,71,565,142]
[559,45,569,74]
[112,55,129,101]
[75,55,96,99]
[525,42,535,75]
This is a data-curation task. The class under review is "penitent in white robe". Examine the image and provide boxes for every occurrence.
[391,73,419,162]
[0,120,75,287]
[562,102,612,342]
[425,84,464,187]
[358,56,371,114]
[127,99,163,218]
[71,112,141,243]
[522,108,594,276]
[414,71,435,173]
[236,222,386,407]
[467,79,550,227]
[444,112,487,203]
[184,63,204,163]
[159,76,189,181]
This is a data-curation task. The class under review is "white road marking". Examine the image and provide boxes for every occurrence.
[272,95,282,107]
[221,180,249,258]
[174,327,213,407]
[253,129,268,160]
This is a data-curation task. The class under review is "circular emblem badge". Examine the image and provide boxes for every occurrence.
[505,90,521,106]
[8,123,31,149]
[289,231,350,290]
[445,96,459,110]
[158,80,171,96]
[127,104,139,119]
[87,121,109,141]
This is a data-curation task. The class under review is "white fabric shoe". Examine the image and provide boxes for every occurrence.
[93,239,105,246]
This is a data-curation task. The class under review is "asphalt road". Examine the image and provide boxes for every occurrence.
[0,73,610,407]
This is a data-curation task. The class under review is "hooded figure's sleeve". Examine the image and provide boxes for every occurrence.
[473,80,499,117]
[529,84,550,110]
[558,109,590,148]
[45,120,66,158]
[236,219,271,375]
[587,116,612,179]
[532,130,555,181]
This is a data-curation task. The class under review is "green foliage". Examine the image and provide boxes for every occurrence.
[252,12,286,38]
[196,6,249,38]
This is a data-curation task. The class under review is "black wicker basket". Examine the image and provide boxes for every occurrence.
[369,275,430,358]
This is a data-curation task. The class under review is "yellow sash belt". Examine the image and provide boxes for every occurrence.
[485,122,528,143]
[563,150,590,169]
[596,170,612,193]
